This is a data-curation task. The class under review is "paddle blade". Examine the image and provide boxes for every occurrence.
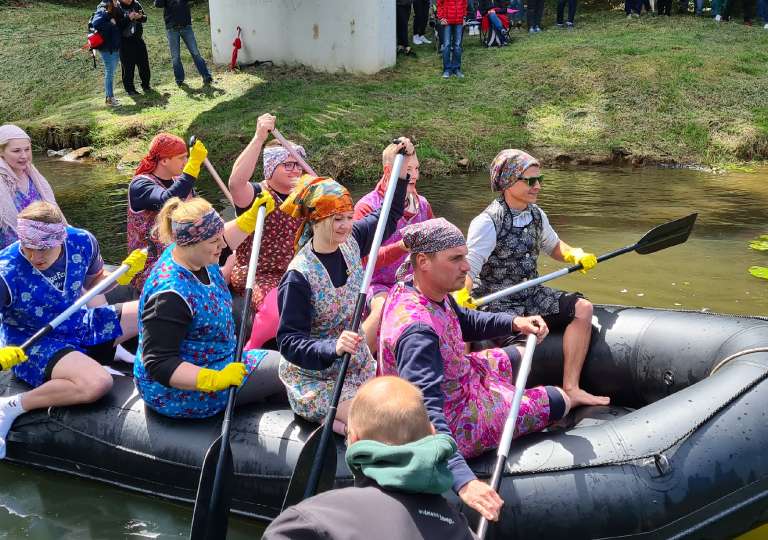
[281,427,338,512]
[190,436,234,540]
[634,213,697,255]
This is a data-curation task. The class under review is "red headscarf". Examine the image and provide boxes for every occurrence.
[135,133,187,176]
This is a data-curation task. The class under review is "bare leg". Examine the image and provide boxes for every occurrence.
[562,299,610,407]
[361,294,386,355]
[115,300,139,344]
[332,399,353,435]
[20,351,114,411]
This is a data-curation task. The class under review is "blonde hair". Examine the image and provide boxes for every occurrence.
[349,376,432,445]
[155,197,214,245]
[18,201,64,224]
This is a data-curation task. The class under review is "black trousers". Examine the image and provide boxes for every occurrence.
[724,0,755,20]
[413,0,430,35]
[657,0,672,14]
[120,37,150,92]
[527,0,545,27]
[396,4,412,47]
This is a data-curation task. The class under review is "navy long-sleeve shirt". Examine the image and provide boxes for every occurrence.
[393,287,516,492]
[276,178,408,370]
[128,172,195,213]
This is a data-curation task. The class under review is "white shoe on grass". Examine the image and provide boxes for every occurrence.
[413,34,423,45]
[421,34,432,43]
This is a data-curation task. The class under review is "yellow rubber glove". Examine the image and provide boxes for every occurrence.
[0,346,27,371]
[182,139,208,179]
[116,249,148,286]
[195,362,247,393]
[235,190,276,234]
[451,287,477,310]
[563,247,598,274]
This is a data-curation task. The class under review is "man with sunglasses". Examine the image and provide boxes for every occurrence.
[458,149,610,409]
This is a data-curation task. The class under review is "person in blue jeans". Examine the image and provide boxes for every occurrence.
[438,0,465,78]
[154,0,212,86]
[91,0,127,106]
[556,0,577,27]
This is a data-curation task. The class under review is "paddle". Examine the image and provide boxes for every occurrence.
[474,213,698,307]
[476,332,538,539]
[188,135,235,207]
[281,146,408,511]
[271,128,318,177]
[189,205,268,540]
[17,250,144,352]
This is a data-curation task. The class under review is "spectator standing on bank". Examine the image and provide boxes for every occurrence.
[119,0,151,95]
[396,0,416,55]
[438,0,466,78]
[91,0,127,107]
[154,0,213,86]
[527,0,544,32]
[413,0,433,44]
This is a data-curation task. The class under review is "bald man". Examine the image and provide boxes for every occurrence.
[264,376,477,540]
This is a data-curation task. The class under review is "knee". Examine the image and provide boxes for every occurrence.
[574,298,593,320]
[78,372,113,403]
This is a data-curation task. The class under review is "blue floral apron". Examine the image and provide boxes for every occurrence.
[0,227,122,387]
[134,245,268,419]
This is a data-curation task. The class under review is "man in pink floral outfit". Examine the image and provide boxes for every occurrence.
[379,217,570,524]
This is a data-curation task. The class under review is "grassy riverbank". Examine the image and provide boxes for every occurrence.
[2,1,768,181]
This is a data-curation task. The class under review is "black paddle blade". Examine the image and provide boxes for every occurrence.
[281,427,338,512]
[190,435,234,540]
[634,213,698,255]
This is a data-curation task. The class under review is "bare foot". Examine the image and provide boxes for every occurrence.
[564,387,610,408]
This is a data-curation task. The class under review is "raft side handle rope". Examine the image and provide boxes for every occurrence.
[709,347,768,376]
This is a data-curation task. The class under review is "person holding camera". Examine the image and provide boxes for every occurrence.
[91,0,128,106]
[119,0,151,96]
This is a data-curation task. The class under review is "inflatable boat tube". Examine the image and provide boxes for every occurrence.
[2,306,768,539]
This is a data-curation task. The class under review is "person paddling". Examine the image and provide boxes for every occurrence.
[276,143,411,435]
[379,217,571,522]
[0,125,63,250]
[0,202,145,458]
[354,137,433,354]
[458,149,610,408]
[264,376,478,540]
[127,133,205,293]
[227,113,305,350]
[133,194,284,418]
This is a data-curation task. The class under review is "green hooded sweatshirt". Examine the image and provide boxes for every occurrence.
[345,433,457,494]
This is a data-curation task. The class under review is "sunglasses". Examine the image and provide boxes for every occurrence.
[281,161,301,172]
[517,175,543,187]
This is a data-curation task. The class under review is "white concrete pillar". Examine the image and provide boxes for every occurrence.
[209,0,395,74]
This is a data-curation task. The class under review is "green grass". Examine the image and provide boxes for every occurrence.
[2,1,768,181]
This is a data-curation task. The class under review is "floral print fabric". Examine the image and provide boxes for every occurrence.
[134,245,267,418]
[0,227,122,387]
[278,238,376,422]
[379,282,552,458]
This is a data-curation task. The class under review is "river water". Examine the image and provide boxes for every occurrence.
[0,158,766,538]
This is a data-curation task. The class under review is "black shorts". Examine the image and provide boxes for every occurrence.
[541,292,584,333]
[42,303,123,382]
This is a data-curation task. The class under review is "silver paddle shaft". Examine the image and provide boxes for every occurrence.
[359,153,404,294]
[244,206,267,291]
[475,268,570,307]
[272,129,318,177]
[497,332,538,456]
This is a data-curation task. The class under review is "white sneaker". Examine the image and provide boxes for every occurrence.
[413,34,423,45]
[715,14,721,21]
[764,23,768,29]
[421,34,432,43]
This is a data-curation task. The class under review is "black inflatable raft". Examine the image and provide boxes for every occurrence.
[2,305,768,539]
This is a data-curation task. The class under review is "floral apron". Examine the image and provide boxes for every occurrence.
[355,189,432,297]
[134,245,267,418]
[278,239,376,423]
[379,282,552,458]
[0,227,122,387]
[230,182,303,312]
[126,173,194,293]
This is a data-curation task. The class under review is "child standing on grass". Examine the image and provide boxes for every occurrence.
[438,0,466,78]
